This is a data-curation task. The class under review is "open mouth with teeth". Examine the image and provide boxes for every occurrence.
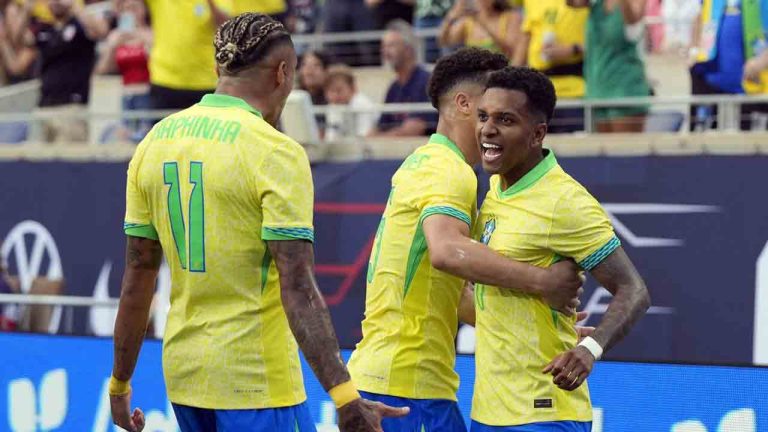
[481,142,503,164]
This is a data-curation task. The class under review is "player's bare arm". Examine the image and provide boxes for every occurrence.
[423,214,584,315]
[268,239,409,431]
[110,236,163,432]
[544,247,650,391]
[268,239,350,389]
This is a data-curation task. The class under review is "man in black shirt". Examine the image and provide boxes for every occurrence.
[0,0,108,144]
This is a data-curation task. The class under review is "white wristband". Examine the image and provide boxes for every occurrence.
[578,336,603,360]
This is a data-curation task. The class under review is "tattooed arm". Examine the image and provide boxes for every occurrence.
[587,247,650,351]
[268,240,408,431]
[113,236,162,381]
[268,239,350,390]
[544,247,650,391]
[111,236,162,432]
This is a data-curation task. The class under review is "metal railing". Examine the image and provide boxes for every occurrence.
[0,293,117,307]
[0,93,767,146]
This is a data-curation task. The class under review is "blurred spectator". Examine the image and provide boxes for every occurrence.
[515,0,588,133]
[0,0,108,143]
[95,0,152,142]
[298,49,330,132]
[323,64,379,141]
[287,0,318,43]
[366,0,414,29]
[689,0,768,131]
[323,0,378,66]
[438,0,520,58]
[646,0,664,53]
[662,0,700,52]
[414,0,451,62]
[145,0,231,112]
[370,19,436,136]
[5,0,59,44]
[569,0,650,133]
[298,49,331,106]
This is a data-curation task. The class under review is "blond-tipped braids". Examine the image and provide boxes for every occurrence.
[214,13,289,74]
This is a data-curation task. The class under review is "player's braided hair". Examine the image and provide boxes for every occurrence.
[214,13,292,74]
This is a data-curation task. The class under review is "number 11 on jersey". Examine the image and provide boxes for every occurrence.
[164,161,206,272]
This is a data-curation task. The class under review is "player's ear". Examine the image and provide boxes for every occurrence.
[532,121,547,148]
[454,92,472,117]
[276,60,288,86]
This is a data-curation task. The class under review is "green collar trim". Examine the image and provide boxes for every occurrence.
[198,94,263,117]
[497,149,557,198]
[429,133,465,162]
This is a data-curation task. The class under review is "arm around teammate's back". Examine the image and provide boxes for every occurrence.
[261,141,409,431]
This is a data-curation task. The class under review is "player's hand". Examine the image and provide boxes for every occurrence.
[337,398,410,432]
[543,346,595,392]
[537,260,584,316]
[575,311,595,342]
[110,390,145,432]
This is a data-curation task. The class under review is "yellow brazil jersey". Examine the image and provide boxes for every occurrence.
[123,94,312,409]
[471,150,620,426]
[231,0,287,16]
[523,0,588,98]
[347,134,477,401]
[146,0,233,90]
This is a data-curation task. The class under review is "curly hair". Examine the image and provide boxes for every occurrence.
[427,47,510,109]
[214,13,292,75]
[485,66,557,123]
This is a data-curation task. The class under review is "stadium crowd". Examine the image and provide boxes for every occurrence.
[0,0,765,143]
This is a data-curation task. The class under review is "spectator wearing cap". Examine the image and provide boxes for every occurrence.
[370,19,436,137]
[323,64,379,141]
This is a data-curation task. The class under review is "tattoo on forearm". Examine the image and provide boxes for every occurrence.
[113,236,162,380]
[590,248,651,352]
[126,236,163,270]
[269,240,350,390]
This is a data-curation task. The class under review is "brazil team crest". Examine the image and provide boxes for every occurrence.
[480,217,496,245]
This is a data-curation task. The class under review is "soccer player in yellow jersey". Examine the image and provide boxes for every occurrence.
[470,66,651,432]
[348,48,586,432]
[109,13,407,432]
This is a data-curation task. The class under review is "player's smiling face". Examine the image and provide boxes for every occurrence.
[476,88,543,175]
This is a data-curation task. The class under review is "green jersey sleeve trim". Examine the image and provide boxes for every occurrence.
[124,222,159,240]
[497,149,558,198]
[262,227,315,243]
[579,236,621,271]
[420,206,471,227]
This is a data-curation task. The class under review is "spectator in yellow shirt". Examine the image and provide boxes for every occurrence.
[513,0,588,133]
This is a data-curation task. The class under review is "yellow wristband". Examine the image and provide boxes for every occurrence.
[328,381,360,409]
[108,376,131,396]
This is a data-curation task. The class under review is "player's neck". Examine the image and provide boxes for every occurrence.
[214,84,280,127]
[501,151,544,190]
[435,119,479,166]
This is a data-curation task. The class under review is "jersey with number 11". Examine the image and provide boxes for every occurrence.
[123,94,313,410]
